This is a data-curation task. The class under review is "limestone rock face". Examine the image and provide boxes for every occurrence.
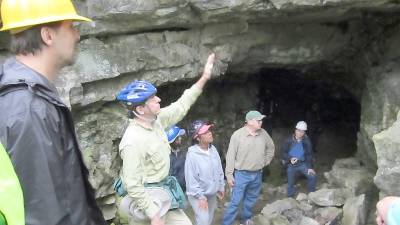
[373,111,400,196]
[362,26,400,198]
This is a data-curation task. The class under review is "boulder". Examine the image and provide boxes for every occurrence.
[299,216,319,225]
[314,207,343,225]
[308,188,353,207]
[341,194,366,225]
[324,157,374,195]
[262,198,300,216]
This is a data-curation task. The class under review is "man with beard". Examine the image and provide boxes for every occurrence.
[0,0,106,224]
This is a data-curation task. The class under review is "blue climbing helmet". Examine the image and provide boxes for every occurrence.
[166,126,186,144]
[116,80,157,106]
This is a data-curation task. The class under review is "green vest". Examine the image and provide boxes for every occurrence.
[0,143,25,225]
[0,212,6,225]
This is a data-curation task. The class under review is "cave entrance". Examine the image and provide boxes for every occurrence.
[158,67,361,185]
[253,68,360,185]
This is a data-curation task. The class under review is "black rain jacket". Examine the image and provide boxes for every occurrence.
[0,58,106,225]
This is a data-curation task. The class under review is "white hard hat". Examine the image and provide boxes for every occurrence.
[295,121,307,131]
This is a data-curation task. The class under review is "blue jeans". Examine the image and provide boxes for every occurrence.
[221,170,262,225]
[287,163,317,197]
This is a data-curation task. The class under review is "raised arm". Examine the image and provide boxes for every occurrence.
[159,53,216,129]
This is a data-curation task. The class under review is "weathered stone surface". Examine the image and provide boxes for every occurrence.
[357,25,400,176]
[76,0,400,36]
[52,21,354,108]
[74,103,126,198]
[296,193,308,202]
[299,216,319,225]
[261,198,300,216]
[308,188,353,207]
[314,207,343,225]
[342,194,366,225]
[373,111,400,196]
[282,208,303,224]
[324,158,374,195]
[254,214,271,225]
[299,201,313,215]
[358,62,400,172]
[270,215,291,225]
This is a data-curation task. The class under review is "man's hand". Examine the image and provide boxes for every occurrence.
[228,178,235,187]
[151,214,164,225]
[202,53,215,80]
[290,158,298,165]
[217,191,225,200]
[198,198,208,211]
[194,53,216,90]
[307,169,316,175]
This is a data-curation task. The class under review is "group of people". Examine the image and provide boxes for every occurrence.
[113,51,318,223]
[160,113,317,225]
[0,1,397,225]
[163,111,274,225]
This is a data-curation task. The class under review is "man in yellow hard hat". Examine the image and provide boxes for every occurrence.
[0,0,106,225]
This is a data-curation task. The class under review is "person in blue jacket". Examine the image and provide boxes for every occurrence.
[166,125,187,192]
[282,121,317,197]
[185,120,225,225]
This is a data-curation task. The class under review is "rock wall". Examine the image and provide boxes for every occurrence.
[356,19,400,172]
[373,111,400,197]
[1,0,400,221]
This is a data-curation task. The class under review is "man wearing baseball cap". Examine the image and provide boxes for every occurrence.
[222,110,275,225]
[282,121,317,198]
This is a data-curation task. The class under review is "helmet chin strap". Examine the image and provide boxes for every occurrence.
[131,108,157,123]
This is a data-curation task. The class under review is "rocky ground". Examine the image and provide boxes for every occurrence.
[112,155,376,225]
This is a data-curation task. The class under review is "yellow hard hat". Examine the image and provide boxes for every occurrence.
[0,0,92,33]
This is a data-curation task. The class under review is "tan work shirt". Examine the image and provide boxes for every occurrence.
[225,127,275,182]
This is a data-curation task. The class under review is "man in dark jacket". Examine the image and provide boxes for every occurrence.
[0,0,106,224]
[282,121,317,198]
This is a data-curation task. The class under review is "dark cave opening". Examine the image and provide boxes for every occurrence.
[253,68,361,185]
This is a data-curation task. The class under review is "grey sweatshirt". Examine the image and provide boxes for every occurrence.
[185,144,225,199]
